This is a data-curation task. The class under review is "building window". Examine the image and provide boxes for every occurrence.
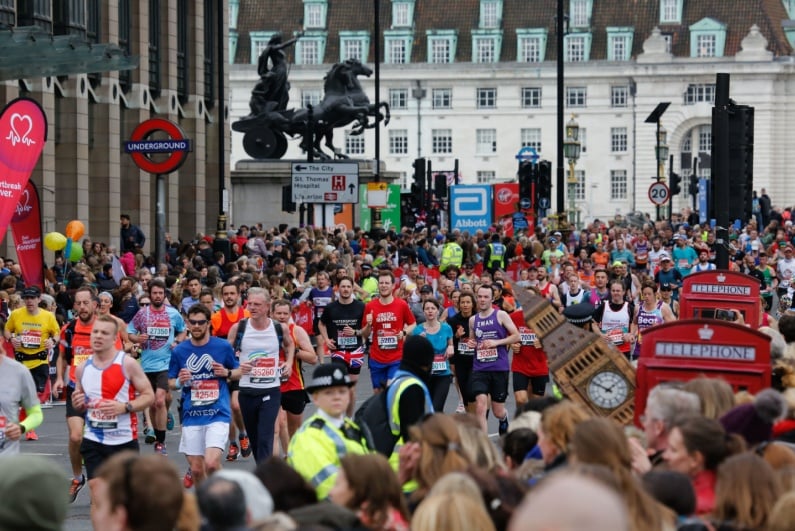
[696,34,715,57]
[177,0,189,102]
[481,1,500,28]
[566,35,586,62]
[429,35,455,63]
[520,128,542,153]
[118,0,132,93]
[203,0,215,106]
[566,87,587,107]
[689,18,727,57]
[579,128,587,153]
[343,39,362,60]
[698,126,712,153]
[477,171,496,183]
[660,0,680,24]
[574,170,586,200]
[477,88,497,108]
[385,36,410,64]
[570,0,589,27]
[476,129,497,154]
[305,2,326,29]
[389,88,408,110]
[611,127,628,152]
[432,129,453,154]
[301,89,322,107]
[521,87,542,108]
[432,88,452,109]
[250,32,274,62]
[611,86,628,107]
[345,131,365,155]
[340,32,369,62]
[608,32,632,61]
[662,33,673,53]
[610,170,628,200]
[392,1,413,28]
[684,84,716,105]
[474,37,497,63]
[297,37,324,65]
[389,129,408,155]
[518,35,542,62]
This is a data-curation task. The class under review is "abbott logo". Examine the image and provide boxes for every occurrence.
[452,188,488,216]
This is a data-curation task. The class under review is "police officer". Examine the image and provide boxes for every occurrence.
[439,233,463,273]
[484,233,506,274]
[287,363,369,500]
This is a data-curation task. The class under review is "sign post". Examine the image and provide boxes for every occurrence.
[124,118,192,266]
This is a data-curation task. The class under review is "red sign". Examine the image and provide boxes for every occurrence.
[324,192,337,201]
[10,180,44,288]
[680,271,761,329]
[0,98,47,247]
[126,118,191,174]
[493,183,518,220]
[331,175,345,191]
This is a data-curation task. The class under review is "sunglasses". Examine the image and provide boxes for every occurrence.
[188,319,208,326]
[139,302,151,307]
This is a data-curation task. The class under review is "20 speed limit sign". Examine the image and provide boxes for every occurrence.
[648,182,670,205]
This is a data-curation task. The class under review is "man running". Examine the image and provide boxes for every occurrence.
[210,281,251,462]
[467,285,520,434]
[4,285,60,441]
[170,304,240,485]
[227,287,294,463]
[318,277,366,415]
[128,279,186,455]
[0,341,43,456]
[361,270,416,391]
[302,271,335,362]
[71,315,154,506]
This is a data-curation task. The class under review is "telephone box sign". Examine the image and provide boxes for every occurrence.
[690,283,751,296]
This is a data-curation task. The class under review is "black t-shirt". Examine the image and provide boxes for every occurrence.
[319,299,366,351]
[447,311,473,358]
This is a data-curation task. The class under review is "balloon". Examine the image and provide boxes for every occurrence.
[64,239,72,261]
[67,243,83,262]
[44,232,67,251]
[65,220,85,241]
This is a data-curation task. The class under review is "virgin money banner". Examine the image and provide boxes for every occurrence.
[0,98,47,248]
[493,183,519,237]
[11,180,44,288]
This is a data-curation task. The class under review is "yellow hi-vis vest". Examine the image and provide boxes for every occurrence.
[439,242,463,272]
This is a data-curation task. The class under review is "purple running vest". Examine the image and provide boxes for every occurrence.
[472,309,510,372]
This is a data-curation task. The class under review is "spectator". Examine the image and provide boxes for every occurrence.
[197,475,249,531]
[412,492,496,531]
[120,214,146,253]
[0,454,68,531]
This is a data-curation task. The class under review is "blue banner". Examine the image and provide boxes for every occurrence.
[449,185,492,231]
[698,178,708,224]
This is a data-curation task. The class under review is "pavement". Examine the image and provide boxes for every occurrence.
[21,363,515,531]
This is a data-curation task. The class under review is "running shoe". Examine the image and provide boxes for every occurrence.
[69,474,86,503]
[498,416,510,436]
[183,469,193,489]
[25,430,38,441]
[144,427,156,444]
[154,442,168,456]
[226,441,239,462]
[166,411,175,431]
[239,436,252,458]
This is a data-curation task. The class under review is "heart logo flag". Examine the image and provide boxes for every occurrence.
[0,97,47,245]
[11,180,44,288]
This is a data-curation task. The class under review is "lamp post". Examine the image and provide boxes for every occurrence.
[563,115,581,227]
[655,123,669,221]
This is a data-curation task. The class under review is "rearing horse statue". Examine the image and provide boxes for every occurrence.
[233,59,390,160]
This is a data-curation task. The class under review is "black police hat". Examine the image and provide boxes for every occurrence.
[304,363,354,393]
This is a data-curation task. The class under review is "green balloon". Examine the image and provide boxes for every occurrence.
[68,244,83,262]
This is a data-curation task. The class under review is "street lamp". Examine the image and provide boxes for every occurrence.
[645,102,671,222]
[563,115,581,226]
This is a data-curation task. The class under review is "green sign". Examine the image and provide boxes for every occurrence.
[359,184,401,232]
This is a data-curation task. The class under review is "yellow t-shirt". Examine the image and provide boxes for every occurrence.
[5,308,60,369]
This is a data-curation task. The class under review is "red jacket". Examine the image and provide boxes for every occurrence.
[692,469,717,516]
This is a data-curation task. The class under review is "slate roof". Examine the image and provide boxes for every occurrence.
[234,0,794,64]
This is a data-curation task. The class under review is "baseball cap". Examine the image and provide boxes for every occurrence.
[361,263,373,270]
[21,286,41,298]
[420,285,434,294]
[660,253,672,261]
[785,244,794,252]
[660,283,673,290]
[672,234,682,240]
[612,261,625,267]
[549,238,557,244]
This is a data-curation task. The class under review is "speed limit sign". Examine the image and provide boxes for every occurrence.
[648,182,670,206]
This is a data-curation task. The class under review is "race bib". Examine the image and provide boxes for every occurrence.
[458,342,474,355]
[87,404,118,430]
[337,335,357,348]
[377,334,398,350]
[251,356,278,383]
[146,326,170,340]
[677,259,689,269]
[432,355,448,374]
[606,328,625,345]
[20,330,42,349]
[782,279,791,289]
[476,347,498,363]
[0,415,6,443]
[520,332,537,346]
[191,379,220,406]
[73,346,91,367]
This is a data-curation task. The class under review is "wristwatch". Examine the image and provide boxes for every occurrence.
[125,402,134,413]
[227,369,232,379]
[19,425,26,434]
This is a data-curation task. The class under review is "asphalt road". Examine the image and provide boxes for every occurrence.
[22,363,515,531]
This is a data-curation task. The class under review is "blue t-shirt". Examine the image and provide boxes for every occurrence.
[128,305,186,373]
[169,336,238,426]
[413,322,453,376]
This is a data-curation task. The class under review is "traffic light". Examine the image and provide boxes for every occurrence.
[669,171,681,196]
[728,105,754,222]
[281,184,296,213]
[434,172,448,200]
[411,157,426,209]
[518,162,533,205]
[688,178,699,198]
[536,160,552,211]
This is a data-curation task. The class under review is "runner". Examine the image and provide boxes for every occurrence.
[508,292,550,407]
[467,285,520,434]
[302,271,335,362]
[71,315,154,506]
[361,270,416,392]
[318,277,366,415]
[0,341,42,456]
[447,292,476,413]
[227,287,295,463]
[632,280,675,359]
[210,281,251,463]
[411,298,454,412]
[4,285,60,441]
[127,279,186,455]
[169,304,240,485]
[592,280,637,361]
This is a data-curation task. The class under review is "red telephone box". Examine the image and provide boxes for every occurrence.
[679,271,761,329]
[634,319,771,425]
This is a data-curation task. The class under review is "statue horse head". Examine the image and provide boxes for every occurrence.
[323,59,373,95]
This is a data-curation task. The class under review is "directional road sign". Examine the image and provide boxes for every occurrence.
[291,162,359,204]
[648,182,670,206]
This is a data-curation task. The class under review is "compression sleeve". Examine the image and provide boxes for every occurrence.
[20,404,43,433]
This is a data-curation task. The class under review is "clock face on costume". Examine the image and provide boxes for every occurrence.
[587,371,629,410]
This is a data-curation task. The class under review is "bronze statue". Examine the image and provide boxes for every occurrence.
[234,55,390,160]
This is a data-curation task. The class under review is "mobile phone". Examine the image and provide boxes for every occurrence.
[714,309,737,322]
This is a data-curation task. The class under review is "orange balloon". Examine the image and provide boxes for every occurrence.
[65,220,85,241]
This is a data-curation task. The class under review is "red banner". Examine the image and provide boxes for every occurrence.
[493,183,519,237]
[11,180,44,288]
[0,98,47,249]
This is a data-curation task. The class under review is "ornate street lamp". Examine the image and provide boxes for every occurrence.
[563,115,581,226]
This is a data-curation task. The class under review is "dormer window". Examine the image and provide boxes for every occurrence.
[427,30,457,64]
[392,1,415,28]
[660,0,682,24]
[570,0,590,28]
[480,0,502,29]
[689,17,726,58]
[304,0,327,29]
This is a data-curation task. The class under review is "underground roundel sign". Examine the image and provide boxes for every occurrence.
[124,118,192,174]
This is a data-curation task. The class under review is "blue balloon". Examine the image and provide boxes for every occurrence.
[64,239,72,261]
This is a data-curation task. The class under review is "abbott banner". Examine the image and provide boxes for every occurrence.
[449,185,492,231]
[11,180,44,288]
[0,98,47,245]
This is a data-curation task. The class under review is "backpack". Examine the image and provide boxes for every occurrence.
[354,374,413,456]
[233,318,284,354]
[60,319,80,366]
